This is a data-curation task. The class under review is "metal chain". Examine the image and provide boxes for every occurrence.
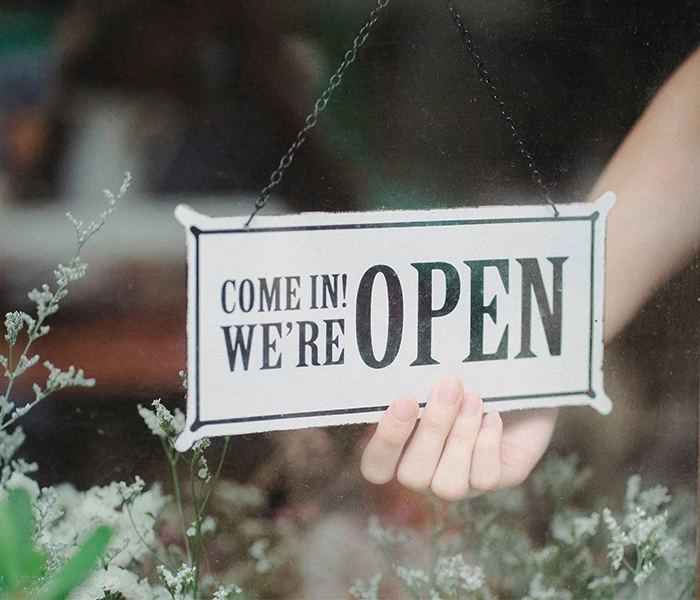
[245,0,390,227]
[443,0,559,216]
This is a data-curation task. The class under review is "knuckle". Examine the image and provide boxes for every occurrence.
[446,425,478,446]
[419,414,452,438]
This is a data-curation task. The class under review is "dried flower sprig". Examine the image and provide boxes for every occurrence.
[0,172,130,438]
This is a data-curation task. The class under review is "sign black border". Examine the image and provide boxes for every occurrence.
[189,213,599,431]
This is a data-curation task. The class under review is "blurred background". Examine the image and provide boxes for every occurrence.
[0,0,698,596]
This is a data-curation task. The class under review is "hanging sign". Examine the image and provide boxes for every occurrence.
[174,192,615,451]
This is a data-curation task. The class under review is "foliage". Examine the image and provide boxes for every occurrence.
[0,172,131,440]
[0,173,298,599]
[0,487,112,600]
[353,455,696,600]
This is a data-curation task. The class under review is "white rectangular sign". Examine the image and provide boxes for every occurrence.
[174,193,615,451]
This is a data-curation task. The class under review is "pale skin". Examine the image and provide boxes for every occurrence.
[361,48,700,501]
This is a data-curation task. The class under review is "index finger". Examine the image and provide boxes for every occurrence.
[360,396,419,485]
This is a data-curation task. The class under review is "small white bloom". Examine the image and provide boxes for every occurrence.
[138,404,166,438]
[69,565,154,600]
[349,573,381,600]
[117,476,145,505]
[157,563,195,596]
[367,515,411,548]
[249,539,274,574]
[633,560,655,587]
[393,563,429,592]
[213,583,243,599]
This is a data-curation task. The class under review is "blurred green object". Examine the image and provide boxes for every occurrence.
[0,10,58,58]
[0,488,112,600]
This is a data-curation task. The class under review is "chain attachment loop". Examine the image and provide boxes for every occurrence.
[245,0,390,227]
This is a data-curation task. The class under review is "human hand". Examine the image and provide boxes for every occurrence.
[360,377,558,501]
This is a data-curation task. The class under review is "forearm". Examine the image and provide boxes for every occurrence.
[589,48,700,342]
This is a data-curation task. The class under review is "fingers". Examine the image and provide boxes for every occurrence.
[430,391,484,501]
[397,377,464,492]
[361,378,514,502]
[360,395,419,484]
[499,408,558,488]
[468,412,503,494]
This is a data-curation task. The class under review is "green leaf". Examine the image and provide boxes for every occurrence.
[39,526,112,600]
[0,488,45,591]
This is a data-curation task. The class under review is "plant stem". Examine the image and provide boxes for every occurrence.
[124,503,162,563]
[201,437,230,514]
[0,275,69,430]
[190,454,201,600]
[162,438,192,564]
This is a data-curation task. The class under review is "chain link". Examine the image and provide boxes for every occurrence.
[247,0,557,225]
[443,0,559,216]
[245,0,390,227]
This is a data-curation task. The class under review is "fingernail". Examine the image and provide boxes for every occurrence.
[391,396,418,423]
[438,377,462,406]
[482,411,502,428]
[460,391,482,415]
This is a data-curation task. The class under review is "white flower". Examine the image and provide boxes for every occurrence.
[633,560,655,587]
[433,553,485,594]
[157,563,195,596]
[393,563,429,592]
[4,311,27,346]
[54,258,88,287]
[188,515,218,537]
[201,515,217,535]
[42,481,168,568]
[0,427,26,473]
[117,476,145,505]
[139,400,185,438]
[349,573,382,600]
[213,583,243,599]
[138,403,166,437]
[602,508,628,570]
[573,512,600,541]
[249,539,274,574]
[68,565,155,600]
[522,572,573,600]
[367,515,411,548]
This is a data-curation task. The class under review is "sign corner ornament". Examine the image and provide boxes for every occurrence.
[174,192,616,451]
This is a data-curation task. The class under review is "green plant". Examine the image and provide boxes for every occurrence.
[0,173,297,599]
[352,456,696,600]
[0,172,131,438]
[0,488,112,600]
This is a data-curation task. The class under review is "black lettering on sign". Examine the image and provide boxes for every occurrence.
[321,274,339,309]
[222,325,255,371]
[309,275,319,309]
[259,278,281,312]
[410,262,461,366]
[516,257,567,358]
[463,259,509,362]
[356,265,404,369]
[238,279,255,313]
[286,276,301,311]
[221,280,236,314]
[261,322,282,369]
[324,319,345,365]
[297,321,320,367]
